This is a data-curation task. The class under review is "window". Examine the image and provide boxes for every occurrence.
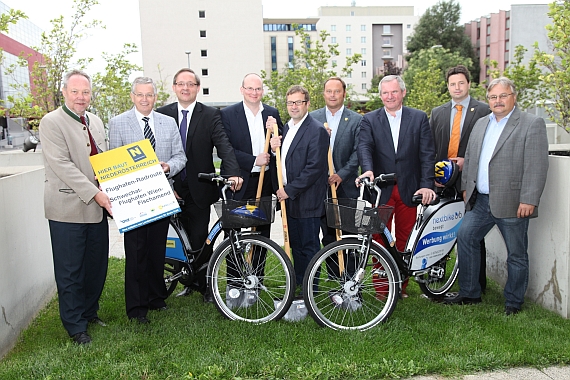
[382,49,391,57]
[198,10,205,18]
[361,83,367,90]
[331,25,336,32]
[288,36,294,68]
[201,69,208,76]
[383,37,391,45]
[200,30,206,38]
[346,37,351,43]
[346,25,351,32]
[361,48,366,55]
[361,60,366,66]
[202,88,209,95]
[361,36,366,43]
[332,60,337,67]
[505,40,510,51]
[361,25,366,31]
[271,36,277,71]
[346,48,352,55]
[346,72,352,78]
[486,46,490,56]
[331,36,337,43]
[201,50,207,57]
[486,24,491,34]
[361,71,367,78]
[383,25,391,34]
[350,11,354,16]
[407,24,411,29]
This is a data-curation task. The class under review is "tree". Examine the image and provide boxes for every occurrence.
[533,1,570,132]
[261,26,361,118]
[406,0,479,82]
[405,59,449,116]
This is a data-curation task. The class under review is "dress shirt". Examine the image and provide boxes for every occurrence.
[134,108,155,135]
[476,107,516,194]
[243,102,266,173]
[450,96,471,134]
[384,107,403,153]
[326,105,344,155]
[281,112,309,185]
[177,101,196,139]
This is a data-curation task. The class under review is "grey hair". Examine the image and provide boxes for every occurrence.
[487,77,517,97]
[131,77,157,94]
[379,75,406,92]
[62,69,91,89]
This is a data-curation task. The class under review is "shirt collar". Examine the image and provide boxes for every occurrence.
[326,105,344,118]
[489,106,516,123]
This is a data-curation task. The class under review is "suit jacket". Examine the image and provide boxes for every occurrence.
[358,106,436,207]
[40,107,108,223]
[461,107,549,218]
[220,101,283,200]
[310,106,362,199]
[430,97,490,190]
[282,113,330,218]
[156,102,240,208]
[108,108,186,178]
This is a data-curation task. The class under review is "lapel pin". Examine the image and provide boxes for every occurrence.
[345,117,348,121]
[471,108,474,112]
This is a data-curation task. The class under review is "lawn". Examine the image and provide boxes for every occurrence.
[1,258,569,379]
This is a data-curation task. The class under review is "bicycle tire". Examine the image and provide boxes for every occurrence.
[208,235,295,323]
[303,238,399,331]
[418,245,459,298]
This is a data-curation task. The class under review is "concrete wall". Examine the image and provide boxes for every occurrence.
[485,155,570,318]
[0,153,55,359]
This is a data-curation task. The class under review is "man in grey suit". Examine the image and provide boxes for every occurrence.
[445,77,549,316]
[40,69,112,345]
[109,77,186,324]
[430,65,490,293]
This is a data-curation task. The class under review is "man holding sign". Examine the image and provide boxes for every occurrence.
[109,77,186,324]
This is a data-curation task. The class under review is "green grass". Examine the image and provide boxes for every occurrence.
[1,258,569,379]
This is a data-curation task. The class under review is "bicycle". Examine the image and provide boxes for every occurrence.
[302,173,464,330]
[164,173,296,323]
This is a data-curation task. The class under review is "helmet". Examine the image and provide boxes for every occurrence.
[434,160,459,187]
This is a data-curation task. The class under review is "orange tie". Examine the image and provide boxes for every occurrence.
[448,104,463,158]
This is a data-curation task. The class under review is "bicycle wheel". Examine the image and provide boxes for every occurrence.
[418,245,459,298]
[164,258,182,297]
[303,238,399,331]
[208,235,295,323]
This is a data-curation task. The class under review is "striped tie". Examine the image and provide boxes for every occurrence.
[142,116,156,149]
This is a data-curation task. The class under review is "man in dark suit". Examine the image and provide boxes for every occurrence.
[430,65,491,293]
[156,68,242,301]
[310,76,361,248]
[109,77,186,324]
[445,77,549,315]
[357,75,436,298]
[40,69,112,344]
[270,85,329,288]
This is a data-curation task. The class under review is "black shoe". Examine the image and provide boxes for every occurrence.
[444,294,482,305]
[202,291,214,303]
[71,331,91,345]
[149,306,168,311]
[88,317,107,327]
[129,316,150,324]
[505,306,521,316]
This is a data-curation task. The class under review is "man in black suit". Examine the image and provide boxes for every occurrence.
[357,75,436,298]
[156,68,242,301]
[430,65,491,293]
[270,85,329,289]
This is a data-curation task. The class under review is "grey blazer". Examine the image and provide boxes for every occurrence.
[310,107,362,198]
[108,108,186,179]
[40,107,108,223]
[462,107,549,218]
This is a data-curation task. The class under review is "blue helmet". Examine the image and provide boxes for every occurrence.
[434,160,459,187]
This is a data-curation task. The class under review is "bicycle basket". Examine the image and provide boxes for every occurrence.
[325,198,393,234]
[214,196,276,229]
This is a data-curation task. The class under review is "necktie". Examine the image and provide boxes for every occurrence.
[179,110,189,180]
[80,115,98,156]
[448,104,463,158]
[142,116,156,149]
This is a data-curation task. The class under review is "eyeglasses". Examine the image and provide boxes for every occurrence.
[487,93,513,101]
[133,93,155,99]
[175,82,198,88]
[242,86,263,93]
[286,100,308,106]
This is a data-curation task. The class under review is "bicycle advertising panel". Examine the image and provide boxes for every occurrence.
[89,139,180,233]
[408,200,464,271]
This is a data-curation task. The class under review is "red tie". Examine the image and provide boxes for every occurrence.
[80,115,98,156]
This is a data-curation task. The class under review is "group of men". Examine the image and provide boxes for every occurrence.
[40,64,548,345]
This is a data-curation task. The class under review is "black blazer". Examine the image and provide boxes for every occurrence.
[358,106,436,207]
[156,101,240,208]
[220,101,283,200]
[282,114,329,218]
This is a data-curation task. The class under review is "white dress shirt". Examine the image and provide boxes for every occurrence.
[281,112,309,185]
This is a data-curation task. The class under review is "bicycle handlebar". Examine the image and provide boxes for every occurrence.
[198,173,235,200]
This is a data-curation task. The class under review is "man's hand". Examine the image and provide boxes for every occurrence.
[329,173,343,187]
[462,190,466,202]
[174,190,182,200]
[255,152,271,167]
[266,116,277,130]
[449,157,464,171]
[435,180,445,188]
[229,176,243,192]
[270,135,282,153]
[276,188,289,201]
[414,187,436,205]
[355,170,374,186]
[517,203,535,218]
[94,191,112,216]
[160,161,170,174]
